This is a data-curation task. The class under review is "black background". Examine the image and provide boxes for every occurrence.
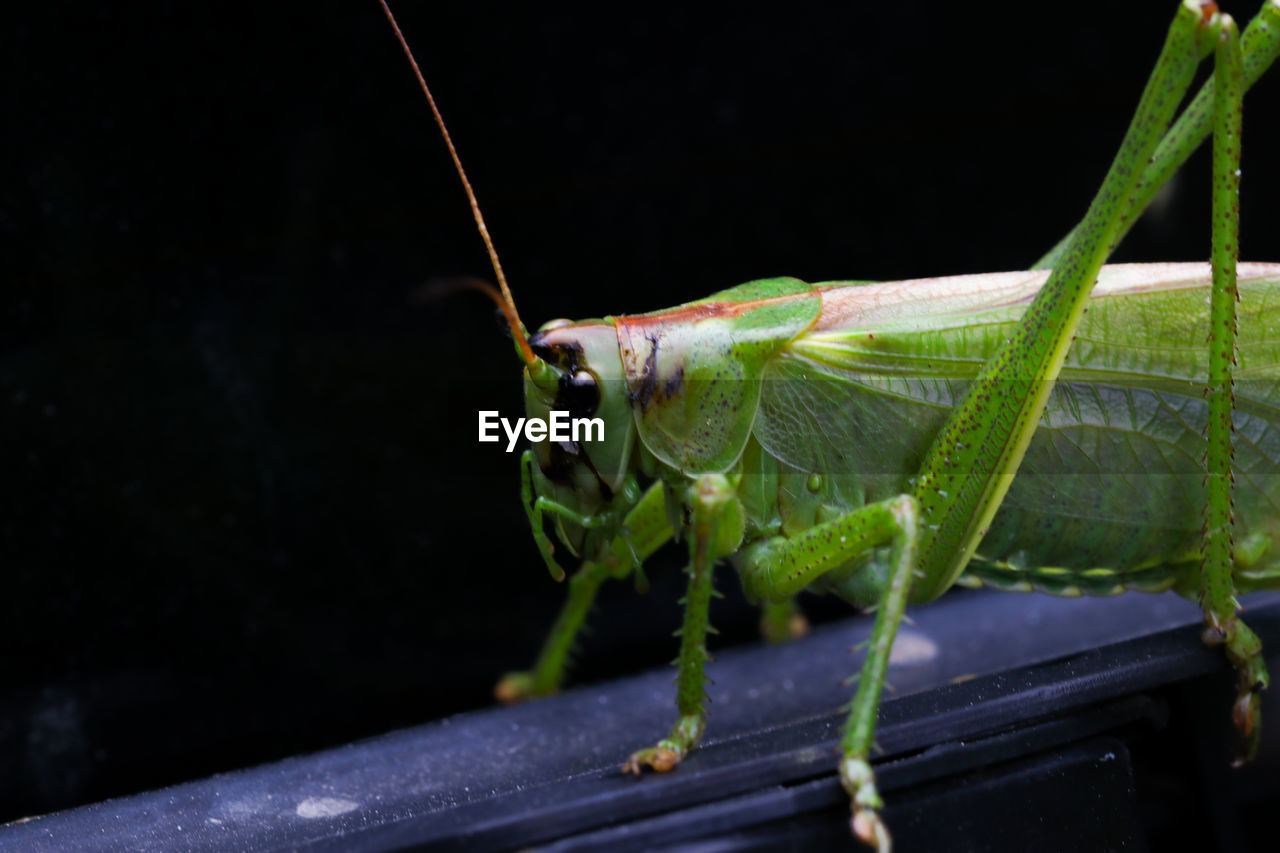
[4,0,1279,821]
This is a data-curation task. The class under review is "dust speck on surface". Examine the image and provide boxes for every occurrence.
[296,796,359,819]
[887,629,939,665]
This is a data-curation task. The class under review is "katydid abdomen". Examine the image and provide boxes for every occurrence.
[739,262,1280,606]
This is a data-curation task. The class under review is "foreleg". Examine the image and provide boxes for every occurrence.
[623,474,744,774]
[500,479,671,702]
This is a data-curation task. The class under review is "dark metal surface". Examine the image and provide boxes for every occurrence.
[5,590,1278,852]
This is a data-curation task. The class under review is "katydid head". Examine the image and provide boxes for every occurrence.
[523,320,637,556]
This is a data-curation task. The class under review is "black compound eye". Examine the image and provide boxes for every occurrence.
[558,369,600,418]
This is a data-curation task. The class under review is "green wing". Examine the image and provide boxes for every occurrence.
[754,264,1280,593]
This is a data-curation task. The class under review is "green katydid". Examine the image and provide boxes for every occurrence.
[381,0,1280,848]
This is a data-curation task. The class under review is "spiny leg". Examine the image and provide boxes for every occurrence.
[499,481,671,703]
[1023,0,1274,769]
[737,495,918,853]
[494,558,620,703]
[623,474,744,774]
[1199,15,1269,763]
[841,498,917,853]
[908,3,1221,605]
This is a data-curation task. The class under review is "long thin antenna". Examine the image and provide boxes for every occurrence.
[378,0,536,365]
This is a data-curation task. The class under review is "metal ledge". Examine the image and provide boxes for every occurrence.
[5,590,1280,851]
